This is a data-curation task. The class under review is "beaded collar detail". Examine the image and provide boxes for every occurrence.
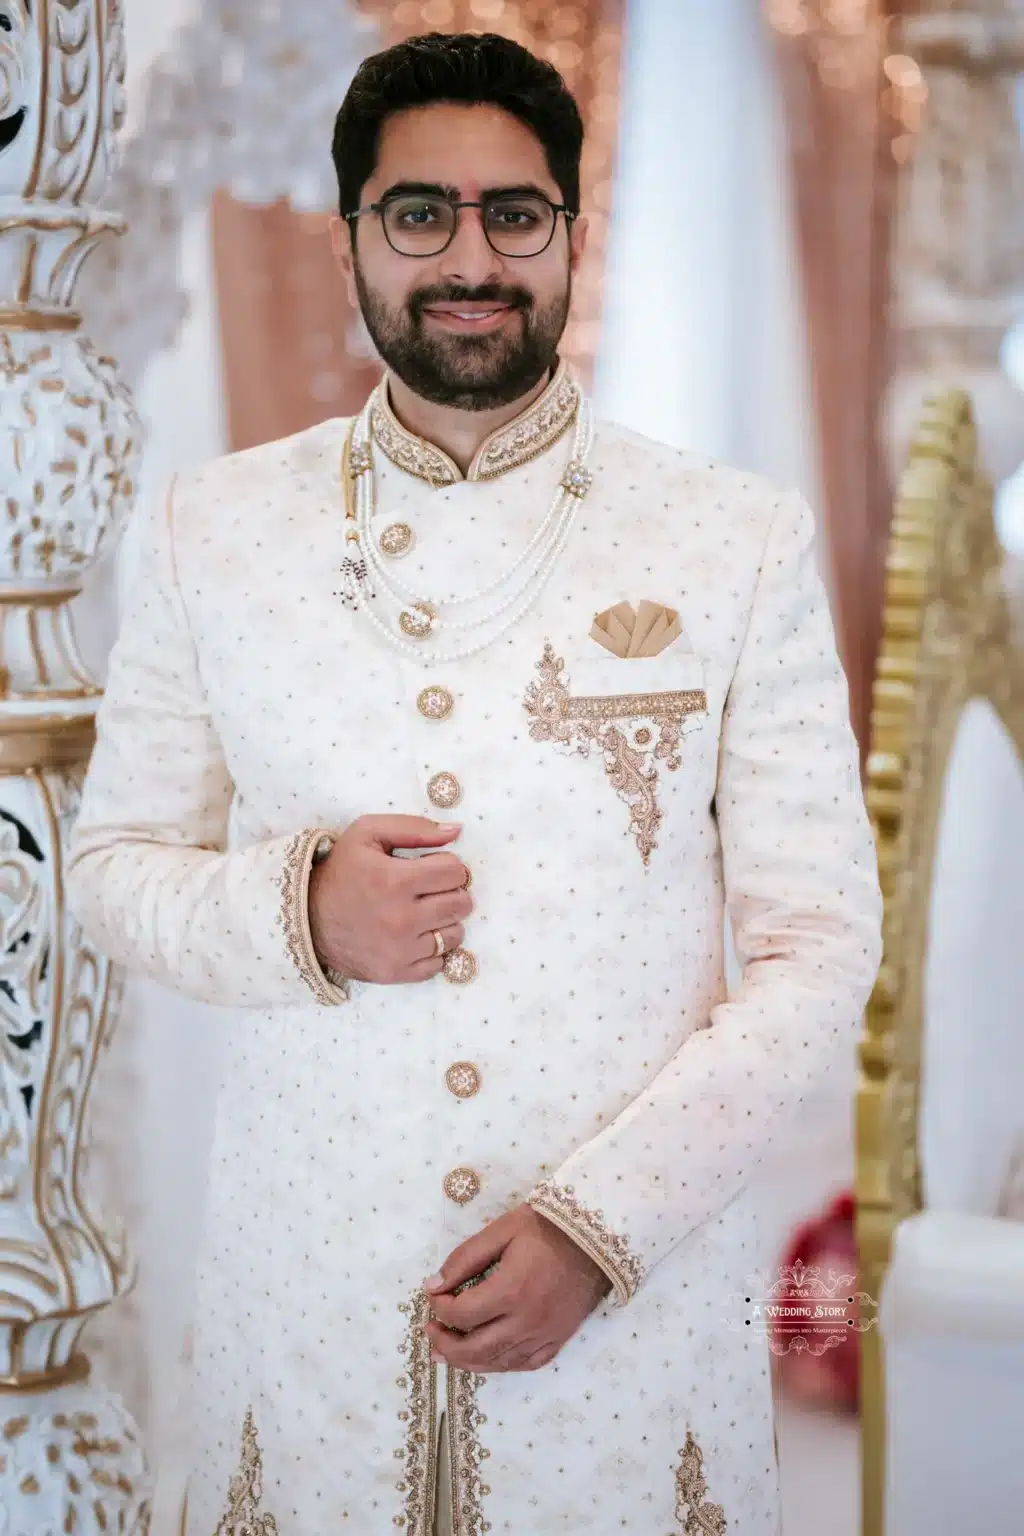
[369,359,580,486]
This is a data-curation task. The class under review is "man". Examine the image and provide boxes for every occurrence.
[69,30,882,1536]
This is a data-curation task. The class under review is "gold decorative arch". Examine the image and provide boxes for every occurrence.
[855,390,1024,1536]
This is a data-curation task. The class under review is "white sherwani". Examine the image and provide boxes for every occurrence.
[68,364,881,1535]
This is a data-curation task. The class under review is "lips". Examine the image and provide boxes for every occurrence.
[423,304,513,321]
[419,303,519,335]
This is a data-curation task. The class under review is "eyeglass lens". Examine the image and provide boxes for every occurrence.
[382,194,557,257]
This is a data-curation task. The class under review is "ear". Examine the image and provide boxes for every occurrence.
[569,213,589,278]
[329,215,359,308]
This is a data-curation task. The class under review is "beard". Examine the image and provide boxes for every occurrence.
[353,262,570,411]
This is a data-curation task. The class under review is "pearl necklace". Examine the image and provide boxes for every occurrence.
[338,387,595,665]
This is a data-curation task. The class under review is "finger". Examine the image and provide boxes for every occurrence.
[413,923,464,965]
[416,891,473,931]
[427,1317,527,1373]
[402,852,470,896]
[428,1270,510,1333]
[404,956,446,984]
[425,1213,517,1296]
[363,816,462,855]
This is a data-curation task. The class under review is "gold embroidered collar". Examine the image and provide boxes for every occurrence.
[369,358,580,486]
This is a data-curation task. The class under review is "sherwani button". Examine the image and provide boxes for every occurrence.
[418,686,454,721]
[379,521,414,557]
[446,1061,481,1098]
[427,771,461,809]
[444,1167,481,1204]
[443,948,477,985]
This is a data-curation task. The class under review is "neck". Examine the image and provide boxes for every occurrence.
[384,370,552,475]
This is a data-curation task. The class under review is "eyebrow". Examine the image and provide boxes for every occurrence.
[376,180,555,203]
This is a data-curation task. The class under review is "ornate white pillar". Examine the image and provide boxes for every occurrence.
[886,1,1024,486]
[0,1,148,1529]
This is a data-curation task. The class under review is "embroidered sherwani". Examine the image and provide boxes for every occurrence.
[68,365,882,1535]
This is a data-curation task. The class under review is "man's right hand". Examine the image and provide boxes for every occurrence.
[307,815,471,984]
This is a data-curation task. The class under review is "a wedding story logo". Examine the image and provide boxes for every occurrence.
[724,1259,879,1358]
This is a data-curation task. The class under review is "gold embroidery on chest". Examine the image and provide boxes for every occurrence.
[447,1368,490,1535]
[524,642,706,866]
[673,1431,727,1535]
[395,1289,439,1536]
[214,1409,279,1534]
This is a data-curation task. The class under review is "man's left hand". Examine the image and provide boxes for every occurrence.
[424,1204,611,1373]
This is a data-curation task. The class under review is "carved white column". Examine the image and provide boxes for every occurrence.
[0,1,149,1529]
[886,1,1024,486]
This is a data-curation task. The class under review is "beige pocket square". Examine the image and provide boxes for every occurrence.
[590,600,684,658]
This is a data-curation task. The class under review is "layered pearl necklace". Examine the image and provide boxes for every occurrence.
[338,380,595,665]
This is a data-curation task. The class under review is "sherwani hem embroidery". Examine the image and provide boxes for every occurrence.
[447,1368,489,1535]
[371,359,579,486]
[397,1290,439,1535]
[524,642,706,866]
[213,1408,279,1535]
[276,829,349,1006]
[673,1430,727,1534]
[528,1180,644,1304]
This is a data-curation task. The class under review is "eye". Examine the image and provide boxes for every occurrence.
[493,207,538,228]
[0,16,12,32]
[387,196,447,228]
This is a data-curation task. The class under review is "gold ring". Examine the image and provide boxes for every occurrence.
[433,930,446,958]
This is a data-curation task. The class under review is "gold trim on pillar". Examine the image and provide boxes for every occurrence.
[0,305,82,332]
[0,713,95,775]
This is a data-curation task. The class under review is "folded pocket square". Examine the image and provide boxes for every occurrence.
[590,600,684,658]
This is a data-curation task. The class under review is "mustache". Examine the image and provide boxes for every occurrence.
[409,284,533,318]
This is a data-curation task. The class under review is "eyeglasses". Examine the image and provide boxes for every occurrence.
[345,191,574,259]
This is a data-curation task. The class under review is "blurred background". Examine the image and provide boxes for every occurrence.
[2,3,1024,1534]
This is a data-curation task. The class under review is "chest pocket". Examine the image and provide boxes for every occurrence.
[523,640,709,866]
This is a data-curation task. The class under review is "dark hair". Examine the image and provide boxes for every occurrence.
[332,31,584,218]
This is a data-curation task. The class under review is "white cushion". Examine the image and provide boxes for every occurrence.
[920,700,1024,1213]
[882,1209,1024,1341]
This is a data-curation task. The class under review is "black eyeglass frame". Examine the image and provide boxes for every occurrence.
[343,192,576,259]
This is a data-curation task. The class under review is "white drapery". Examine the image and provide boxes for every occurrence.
[595,0,819,502]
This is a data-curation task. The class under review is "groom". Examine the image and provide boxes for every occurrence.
[69,29,881,1536]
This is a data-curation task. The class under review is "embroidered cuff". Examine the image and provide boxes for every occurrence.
[277,829,350,1006]
[528,1180,645,1305]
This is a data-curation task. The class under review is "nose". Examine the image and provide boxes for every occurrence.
[438,205,503,287]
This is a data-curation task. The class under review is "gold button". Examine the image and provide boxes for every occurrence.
[446,1061,481,1099]
[399,602,435,639]
[428,771,461,809]
[379,521,414,557]
[418,686,454,722]
[443,947,477,985]
[444,1167,481,1204]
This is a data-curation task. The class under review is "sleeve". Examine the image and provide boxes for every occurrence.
[528,492,883,1303]
[66,478,349,1010]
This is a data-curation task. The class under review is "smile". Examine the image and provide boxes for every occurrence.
[422,305,516,331]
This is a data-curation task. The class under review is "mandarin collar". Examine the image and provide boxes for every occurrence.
[369,359,580,487]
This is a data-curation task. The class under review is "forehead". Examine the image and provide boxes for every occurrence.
[370,103,558,199]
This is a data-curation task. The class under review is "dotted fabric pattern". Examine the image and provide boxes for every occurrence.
[67,399,881,1534]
